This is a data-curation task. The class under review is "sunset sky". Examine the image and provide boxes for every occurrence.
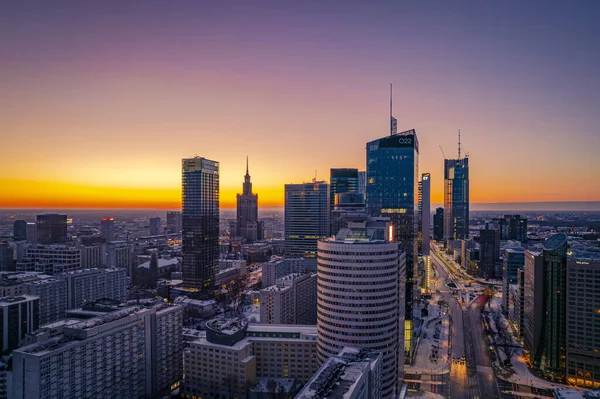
[1,1,599,209]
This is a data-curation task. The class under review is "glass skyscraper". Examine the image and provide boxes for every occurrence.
[534,233,568,381]
[181,157,219,291]
[284,182,329,271]
[366,128,419,361]
[443,158,469,246]
[329,168,359,233]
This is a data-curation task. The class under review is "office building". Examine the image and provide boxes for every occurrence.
[100,217,115,242]
[149,217,161,236]
[0,295,39,352]
[566,260,600,388]
[296,347,382,399]
[63,268,128,309]
[16,245,81,275]
[23,278,67,325]
[460,239,477,269]
[329,168,359,232]
[182,321,319,399]
[106,241,133,270]
[261,257,305,288]
[13,220,27,241]
[524,250,544,356]
[36,214,67,244]
[493,214,528,243]
[26,223,37,243]
[13,300,183,399]
[366,128,418,362]
[0,242,14,271]
[443,152,469,246]
[330,192,367,237]
[502,247,525,314]
[317,214,404,398]
[80,243,106,269]
[181,157,219,290]
[433,208,444,242]
[235,157,263,243]
[479,227,501,279]
[166,211,182,234]
[260,273,316,325]
[533,233,568,380]
[284,181,329,271]
[357,170,366,196]
[418,173,431,255]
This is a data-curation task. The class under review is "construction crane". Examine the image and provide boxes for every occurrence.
[439,145,447,159]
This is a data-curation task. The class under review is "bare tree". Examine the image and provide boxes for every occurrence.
[492,309,518,365]
[266,379,279,399]
[223,374,238,399]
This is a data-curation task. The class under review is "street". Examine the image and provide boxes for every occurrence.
[431,249,505,399]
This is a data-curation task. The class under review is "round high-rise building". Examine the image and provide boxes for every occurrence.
[316,218,404,399]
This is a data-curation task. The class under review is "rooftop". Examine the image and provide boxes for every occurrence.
[138,257,179,269]
[0,295,38,305]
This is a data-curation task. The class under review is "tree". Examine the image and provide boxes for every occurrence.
[266,379,279,399]
[492,309,518,365]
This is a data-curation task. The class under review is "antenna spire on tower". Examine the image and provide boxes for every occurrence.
[246,155,249,175]
[390,83,397,136]
[458,129,462,159]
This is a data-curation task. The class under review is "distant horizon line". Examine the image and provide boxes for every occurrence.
[1,201,599,212]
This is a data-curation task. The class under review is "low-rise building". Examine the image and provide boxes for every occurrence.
[260,273,316,325]
[0,295,40,352]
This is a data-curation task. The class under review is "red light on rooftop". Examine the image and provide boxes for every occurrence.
[102,218,114,221]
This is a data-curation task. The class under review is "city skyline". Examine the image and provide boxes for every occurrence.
[2,1,599,209]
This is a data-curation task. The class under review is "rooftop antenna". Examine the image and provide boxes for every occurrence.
[246,155,249,175]
[439,145,447,159]
[458,129,462,159]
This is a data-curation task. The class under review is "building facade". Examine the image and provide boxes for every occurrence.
[16,245,81,275]
[0,295,40,352]
[166,211,182,234]
[23,278,67,325]
[181,157,220,290]
[149,217,161,236]
[478,228,500,279]
[12,301,183,399]
[534,233,568,380]
[366,129,418,362]
[443,158,469,246]
[100,217,115,242]
[523,250,544,356]
[235,157,263,243]
[418,173,431,255]
[329,168,359,233]
[502,247,525,314]
[317,216,404,398]
[259,273,316,325]
[284,182,329,271]
[36,214,67,245]
[433,208,444,242]
[13,220,27,242]
[566,260,600,388]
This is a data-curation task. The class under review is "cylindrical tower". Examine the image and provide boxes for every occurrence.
[317,231,403,399]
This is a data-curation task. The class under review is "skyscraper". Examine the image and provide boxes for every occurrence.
[418,173,431,255]
[534,233,568,381]
[479,227,500,279]
[149,217,161,236]
[166,211,182,233]
[13,220,27,241]
[357,170,366,196]
[236,157,263,242]
[181,157,220,290]
[443,134,469,246]
[523,250,544,356]
[317,213,404,398]
[100,217,115,242]
[566,259,600,387]
[366,128,418,361]
[433,208,444,242]
[36,214,67,244]
[284,181,329,271]
[329,168,359,232]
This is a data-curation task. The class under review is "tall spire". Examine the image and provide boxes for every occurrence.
[390,83,397,136]
[245,155,249,176]
[458,129,461,159]
[243,156,252,195]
